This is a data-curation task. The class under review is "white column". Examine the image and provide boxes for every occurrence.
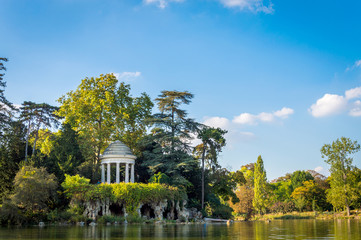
[101,164,105,183]
[116,163,120,184]
[107,163,111,184]
[131,164,135,183]
[125,163,129,183]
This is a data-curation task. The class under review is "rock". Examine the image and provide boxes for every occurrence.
[39,222,45,227]
[188,208,203,221]
[89,222,97,226]
[176,200,189,222]
[77,221,85,226]
[151,199,168,220]
[106,222,111,225]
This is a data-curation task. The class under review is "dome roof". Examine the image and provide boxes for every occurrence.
[102,140,134,157]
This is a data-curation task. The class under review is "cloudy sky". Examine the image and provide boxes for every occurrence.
[1,0,361,179]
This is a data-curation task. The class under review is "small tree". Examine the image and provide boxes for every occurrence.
[294,196,306,212]
[12,165,57,213]
[253,155,268,215]
[321,137,360,216]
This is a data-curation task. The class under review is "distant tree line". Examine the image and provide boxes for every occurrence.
[231,137,361,219]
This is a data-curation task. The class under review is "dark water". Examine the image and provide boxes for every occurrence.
[0,220,360,239]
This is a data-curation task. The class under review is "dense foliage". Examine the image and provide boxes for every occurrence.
[0,61,360,224]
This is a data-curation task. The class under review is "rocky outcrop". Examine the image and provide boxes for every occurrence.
[151,199,168,220]
[176,200,189,222]
[83,198,111,219]
[79,198,202,222]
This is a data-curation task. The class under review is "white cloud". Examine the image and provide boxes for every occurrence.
[309,86,361,118]
[219,0,274,14]
[349,100,361,117]
[203,116,230,129]
[258,112,274,122]
[143,0,184,9]
[233,107,294,125]
[112,72,141,81]
[309,94,348,118]
[233,113,257,125]
[345,86,361,100]
[274,107,294,118]
[346,60,361,71]
[314,166,323,172]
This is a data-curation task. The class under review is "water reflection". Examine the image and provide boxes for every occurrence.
[0,220,360,239]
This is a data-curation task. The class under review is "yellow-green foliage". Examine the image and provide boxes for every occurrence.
[62,175,186,213]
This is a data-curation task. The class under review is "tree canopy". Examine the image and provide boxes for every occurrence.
[321,137,360,216]
[57,74,153,182]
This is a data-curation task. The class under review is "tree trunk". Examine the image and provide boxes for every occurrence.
[201,147,205,209]
[25,119,31,161]
[171,109,175,154]
[32,123,40,156]
[32,110,44,156]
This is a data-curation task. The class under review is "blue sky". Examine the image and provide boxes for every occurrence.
[1,0,361,180]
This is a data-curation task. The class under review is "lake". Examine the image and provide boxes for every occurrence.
[0,219,360,239]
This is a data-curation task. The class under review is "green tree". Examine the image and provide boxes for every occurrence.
[230,163,255,220]
[57,74,153,182]
[321,137,360,216]
[194,126,227,209]
[153,90,196,154]
[142,90,198,187]
[293,195,306,212]
[291,180,328,211]
[253,155,268,215]
[209,168,245,204]
[34,123,85,183]
[290,170,314,192]
[0,121,26,200]
[19,101,60,161]
[0,57,14,138]
[12,165,57,213]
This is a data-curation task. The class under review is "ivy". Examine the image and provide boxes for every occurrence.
[62,174,187,214]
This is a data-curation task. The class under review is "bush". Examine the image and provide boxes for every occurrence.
[211,205,233,219]
[97,215,125,224]
[47,209,73,222]
[12,165,57,212]
[126,213,142,223]
[0,200,25,225]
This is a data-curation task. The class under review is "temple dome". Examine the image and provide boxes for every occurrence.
[100,140,136,184]
[102,140,135,157]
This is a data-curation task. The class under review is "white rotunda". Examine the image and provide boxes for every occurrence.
[100,141,136,184]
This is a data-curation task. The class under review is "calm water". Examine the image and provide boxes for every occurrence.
[0,220,360,239]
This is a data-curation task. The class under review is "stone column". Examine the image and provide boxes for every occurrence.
[101,164,105,183]
[107,163,111,184]
[131,164,135,183]
[125,163,129,183]
[116,163,120,184]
